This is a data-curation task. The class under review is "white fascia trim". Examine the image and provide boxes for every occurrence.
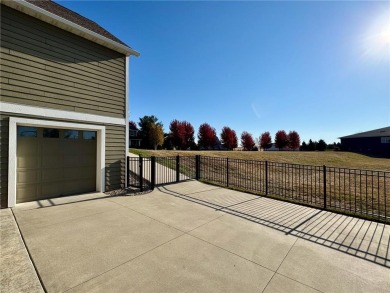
[125,56,130,187]
[8,117,106,207]
[1,102,126,126]
[6,0,140,57]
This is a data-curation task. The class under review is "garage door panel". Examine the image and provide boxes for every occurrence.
[41,156,64,168]
[41,140,62,154]
[79,167,95,179]
[16,184,39,203]
[62,142,84,154]
[41,182,63,197]
[17,157,40,169]
[41,168,63,182]
[62,167,94,180]
[62,180,94,194]
[63,156,93,168]
[17,139,39,155]
[17,170,39,184]
[17,126,97,203]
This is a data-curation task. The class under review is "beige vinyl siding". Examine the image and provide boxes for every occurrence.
[0,114,126,208]
[0,5,126,118]
[105,125,126,190]
[0,4,129,207]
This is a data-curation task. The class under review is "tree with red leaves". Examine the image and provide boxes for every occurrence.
[182,121,195,149]
[220,127,238,150]
[198,123,217,149]
[169,119,184,149]
[275,130,288,150]
[288,131,300,150]
[259,132,272,150]
[169,120,195,149]
[129,121,138,130]
[241,131,255,151]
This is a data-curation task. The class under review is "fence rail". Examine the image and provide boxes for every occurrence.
[128,155,390,223]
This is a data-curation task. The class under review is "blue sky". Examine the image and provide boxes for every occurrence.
[60,1,390,144]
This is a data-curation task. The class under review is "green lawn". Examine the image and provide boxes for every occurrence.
[130,149,390,171]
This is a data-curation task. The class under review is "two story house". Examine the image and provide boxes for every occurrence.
[0,0,139,207]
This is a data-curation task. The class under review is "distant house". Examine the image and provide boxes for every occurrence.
[0,1,139,207]
[339,127,390,157]
[129,124,142,148]
[263,143,298,151]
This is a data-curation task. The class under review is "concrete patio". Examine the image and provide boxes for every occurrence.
[3,180,390,292]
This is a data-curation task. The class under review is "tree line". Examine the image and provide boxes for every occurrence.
[131,115,332,151]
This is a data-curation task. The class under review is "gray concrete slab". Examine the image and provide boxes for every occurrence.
[67,234,274,293]
[16,206,183,292]
[277,238,390,293]
[108,191,224,232]
[163,182,390,268]
[13,192,109,211]
[0,209,43,293]
[13,196,122,229]
[263,274,320,293]
[159,181,261,210]
[296,212,390,266]
[189,214,297,271]
[8,180,390,293]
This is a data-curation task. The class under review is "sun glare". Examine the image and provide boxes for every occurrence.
[378,28,390,45]
[361,11,390,62]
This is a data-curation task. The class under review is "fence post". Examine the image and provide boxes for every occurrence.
[195,155,200,180]
[151,156,156,190]
[265,161,268,196]
[226,157,229,187]
[139,156,143,192]
[323,165,327,209]
[176,155,180,182]
[127,156,130,187]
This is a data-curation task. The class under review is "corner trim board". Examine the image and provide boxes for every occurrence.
[125,56,130,187]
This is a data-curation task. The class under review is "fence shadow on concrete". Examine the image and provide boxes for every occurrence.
[158,184,389,268]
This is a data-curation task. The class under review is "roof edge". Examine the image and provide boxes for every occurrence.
[339,126,390,139]
[2,0,140,57]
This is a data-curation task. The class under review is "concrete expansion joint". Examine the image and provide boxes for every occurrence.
[63,232,187,293]
[261,236,300,293]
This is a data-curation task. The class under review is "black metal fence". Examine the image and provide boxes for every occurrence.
[128,155,389,222]
[127,156,196,191]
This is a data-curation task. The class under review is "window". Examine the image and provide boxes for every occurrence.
[83,131,96,140]
[381,137,390,143]
[43,128,59,138]
[64,130,79,139]
[17,126,37,137]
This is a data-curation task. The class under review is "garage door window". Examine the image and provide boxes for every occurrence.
[64,130,79,139]
[43,128,59,138]
[83,131,96,140]
[17,126,37,137]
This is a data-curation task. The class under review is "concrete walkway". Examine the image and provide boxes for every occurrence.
[0,209,43,293]
[6,181,390,292]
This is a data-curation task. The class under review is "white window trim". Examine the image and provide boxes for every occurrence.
[1,102,126,126]
[8,117,105,207]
